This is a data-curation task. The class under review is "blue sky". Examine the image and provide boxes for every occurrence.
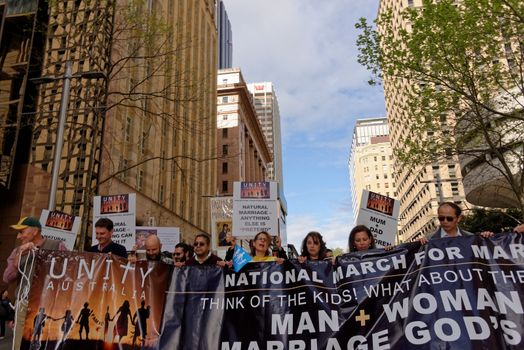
[224,0,386,249]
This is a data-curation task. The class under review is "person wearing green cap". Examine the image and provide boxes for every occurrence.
[3,216,67,349]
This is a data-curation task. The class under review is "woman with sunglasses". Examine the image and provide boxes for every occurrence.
[420,202,492,244]
[250,231,284,264]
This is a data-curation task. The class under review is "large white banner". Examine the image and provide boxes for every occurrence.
[135,226,180,252]
[93,193,136,250]
[39,210,80,250]
[355,190,400,247]
[233,182,279,238]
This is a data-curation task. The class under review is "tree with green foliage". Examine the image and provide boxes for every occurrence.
[356,0,524,215]
[461,208,522,233]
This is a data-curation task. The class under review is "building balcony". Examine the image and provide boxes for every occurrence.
[458,88,524,208]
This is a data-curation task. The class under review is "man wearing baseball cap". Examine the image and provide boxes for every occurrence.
[3,216,67,349]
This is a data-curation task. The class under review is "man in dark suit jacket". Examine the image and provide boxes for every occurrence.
[88,218,127,258]
[186,234,225,267]
[421,202,490,243]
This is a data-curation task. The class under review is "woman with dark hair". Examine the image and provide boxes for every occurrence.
[250,231,284,263]
[297,231,327,263]
[348,225,376,252]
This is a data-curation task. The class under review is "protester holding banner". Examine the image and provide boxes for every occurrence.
[297,231,327,262]
[87,217,128,258]
[272,235,288,259]
[3,216,67,349]
[250,231,284,263]
[348,225,376,252]
[225,236,237,262]
[173,242,190,267]
[420,202,493,244]
[144,234,173,264]
[186,234,226,267]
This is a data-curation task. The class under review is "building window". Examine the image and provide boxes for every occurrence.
[222,128,228,138]
[159,185,164,203]
[222,181,228,192]
[140,132,147,154]
[222,162,228,174]
[222,96,228,103]
[222,144,228,155]
[137,170,144,191]
[125,117,132,142]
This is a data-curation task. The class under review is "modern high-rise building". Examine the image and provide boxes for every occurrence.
[378,0,469,242]
[246,82,284,190]
[349,118,396,222]
[216,0,233,69]
[216,69,271,195]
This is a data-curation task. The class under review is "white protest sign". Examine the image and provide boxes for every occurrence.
[135,226,180,252]
[355,190,400,247]
[233,182,279,238]
[93,193,136,250]
[210,197,233,251]
[39,210,80,250]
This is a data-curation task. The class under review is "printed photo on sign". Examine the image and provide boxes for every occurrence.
[101,194,129,214]
[366,191,395,216]
[240,182,270,199]
[45,211,74,231]
[136,228,157,249]
[217,221,233,247]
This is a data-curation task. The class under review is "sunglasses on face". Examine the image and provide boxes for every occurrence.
[194,242,206,247]
[438,216,456,222]
[173,252,183,256]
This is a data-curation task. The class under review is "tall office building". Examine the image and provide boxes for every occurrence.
[216,69,271,195]
[378,0,468,242]
[246,82,284,190]
[216,0,233,69]
[349,118,395,222]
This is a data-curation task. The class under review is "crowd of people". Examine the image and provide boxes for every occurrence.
[2,202,524,346]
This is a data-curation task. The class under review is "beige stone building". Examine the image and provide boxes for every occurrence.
[349,118,396,222]
[0,0,218,271]
[216,68,271,196]
[99,0,218,243]
[378,0,468,242]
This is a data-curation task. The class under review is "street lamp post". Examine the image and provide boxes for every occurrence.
[48,61,72,210]
[31,61,106,211]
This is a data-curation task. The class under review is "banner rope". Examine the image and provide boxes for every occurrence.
[12,248,37,350]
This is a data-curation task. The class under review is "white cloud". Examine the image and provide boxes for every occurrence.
[223,0,385,137]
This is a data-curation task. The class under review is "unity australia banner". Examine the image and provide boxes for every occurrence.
[21,235,524,349]
[161,234,524,349]
[21,251,171,350]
